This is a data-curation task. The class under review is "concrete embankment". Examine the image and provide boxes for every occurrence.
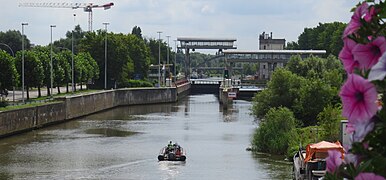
[0,85,189,138]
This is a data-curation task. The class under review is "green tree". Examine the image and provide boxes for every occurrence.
[15,50,44,99]
[0,30,31,54]
[131,26,142,39]
[252,107,297,155]
[290,22,346,56]
[317,105,343,142]
[32,46,51,97]
[0,50,18,95]
[55,50,73,93]
[53,25,85,54]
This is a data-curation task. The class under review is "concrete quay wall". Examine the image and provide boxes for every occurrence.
[0,85,188,138]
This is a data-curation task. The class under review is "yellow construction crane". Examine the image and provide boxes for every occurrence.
[19,2,114,31]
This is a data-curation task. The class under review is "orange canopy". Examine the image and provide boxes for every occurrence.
[304,141,344,162]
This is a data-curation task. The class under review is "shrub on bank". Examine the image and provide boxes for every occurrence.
[252,107,298,155]
[118,79,153,88]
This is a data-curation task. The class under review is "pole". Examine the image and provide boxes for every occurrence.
[166,35,170,86]
[174,39,177,82]
[103,22,109,90]
[157,31,162,87]
[50,25,56,98]
[21,23,28,103]
[72,13,75,92]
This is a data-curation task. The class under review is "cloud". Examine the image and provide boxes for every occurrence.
[1,0,358,52]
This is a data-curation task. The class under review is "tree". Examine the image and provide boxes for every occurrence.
[53,25,85,54]
[317,105,343,142]
[252,107,297,155]
[0,50,18,95]
[289,22,346,56]
[55,50,72,93]
[0,30,31,54]
[32,46,51,97]
[15,50,44,100]
[131,26,142,39]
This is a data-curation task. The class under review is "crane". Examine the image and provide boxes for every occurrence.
[19,2,114,31]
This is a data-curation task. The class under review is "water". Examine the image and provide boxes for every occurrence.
[0,94,291,179]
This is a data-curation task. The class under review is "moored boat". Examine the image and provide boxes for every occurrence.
[293,141,344,180]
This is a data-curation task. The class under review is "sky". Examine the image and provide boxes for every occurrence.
[1,0,358,54]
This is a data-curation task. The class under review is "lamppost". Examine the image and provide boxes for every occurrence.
[103,22,109,90]
[71,13,76,92]
[166,35,170,86]
[21,22,28,103]
[174,39,177,82]
[157,31,162,87]
[50,25,56,98]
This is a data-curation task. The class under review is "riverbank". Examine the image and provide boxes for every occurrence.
[0,83,190,138]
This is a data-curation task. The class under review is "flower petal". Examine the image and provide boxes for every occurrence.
[368,52,386,81]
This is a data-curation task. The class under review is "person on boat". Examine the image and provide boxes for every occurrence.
[167,141,174,152]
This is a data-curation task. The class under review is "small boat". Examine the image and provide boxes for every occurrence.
[293,141,344,180]
[158,144,186,161]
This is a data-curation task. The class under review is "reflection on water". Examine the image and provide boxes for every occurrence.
[0,94,291,179]
[84,128,138,137]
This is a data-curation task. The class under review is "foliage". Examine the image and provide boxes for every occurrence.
[0,30,31,54]
[53,25,85,54]
[317,105,343,142]
[286,22,346,56]
[324,1,386,179]
[131,26,143,39]
[252,107,298,155]
[0,50,18,91]
[15,50,44,99]
[118,79,153,88]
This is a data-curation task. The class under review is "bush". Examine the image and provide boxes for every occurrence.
[252,107,298,155]
[118,79,153,88]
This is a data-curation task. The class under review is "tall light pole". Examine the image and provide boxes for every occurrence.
[166,35,170,86]
[21,22,28,103]
[174,39,177,82]
[50,25,56,98]
[103,22,109,90]
[71,13,75,92]
[157,31,162,87]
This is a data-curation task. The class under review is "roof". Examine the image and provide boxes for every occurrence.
[304,141,344,162]
[223,50,326,54]
[177,37,237,42]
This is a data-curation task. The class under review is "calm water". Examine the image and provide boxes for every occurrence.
[0,94,291,179]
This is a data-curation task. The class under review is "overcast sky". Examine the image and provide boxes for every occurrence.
[1,0,357,53]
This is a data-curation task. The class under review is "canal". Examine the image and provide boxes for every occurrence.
[0,94,291,179]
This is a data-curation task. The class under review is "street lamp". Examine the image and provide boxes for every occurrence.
[166,35,170,86]
[174,39,177,82]
[50,25,56,98]
[103,22,109,90]
[71,13,76,92]
[21,22,28,103]
[157,31,162,87]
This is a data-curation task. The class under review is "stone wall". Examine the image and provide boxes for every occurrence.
[0,85,189,138]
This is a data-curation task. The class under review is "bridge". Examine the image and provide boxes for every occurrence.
[177,37,237,79]
[223,49,326,80]
[189,78,263,100]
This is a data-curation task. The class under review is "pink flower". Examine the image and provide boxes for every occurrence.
[343,2,369,37]
[344,153,359,166]
[346,121,356,134]
[353,120,375,142]
[355,173,386,180]
[339,38,359,73]
[368,52,386,81]
[352,36,386,70]
[364,6,377,22]
[340,74,378,122]
[326,150,343,172]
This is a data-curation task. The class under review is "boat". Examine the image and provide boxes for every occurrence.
[293,141,344,180]
[158,144,186,161]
